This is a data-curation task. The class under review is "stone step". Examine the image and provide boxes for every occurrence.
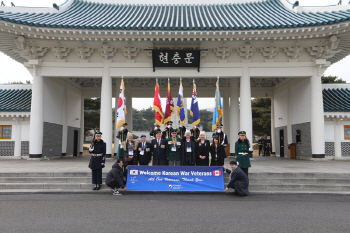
[248,178,350,185]
[0,177,103,183]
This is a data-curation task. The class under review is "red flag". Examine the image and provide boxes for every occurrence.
[164,81,174,125]
[153,82,163,125]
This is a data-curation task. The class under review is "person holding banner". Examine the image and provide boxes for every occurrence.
[88,131,106,190]
[137,135,152,165]
[210,136,226,166]
[166,129,182,166]
[105,159,127,196]
[224,161,249,196]
[122,132,139,168]
[162,121,174,139]
[177,121,186,139]
[151,130,168,166]
[235,131,252,177]
[195,131,210,166]
[116,123,128,159]
[182,130,196,166]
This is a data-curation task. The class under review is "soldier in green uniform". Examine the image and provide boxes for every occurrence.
[235,131,252,177]
[166,129,182,166]
[116,123,128,159]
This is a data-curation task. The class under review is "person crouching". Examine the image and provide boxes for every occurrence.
[105,159,127,196]
[223,161,249,196]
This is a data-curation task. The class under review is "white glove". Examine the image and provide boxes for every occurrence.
[154,127,158,130]
[89,148,93,153]
[249,148,253,152]
[120,127,124,131]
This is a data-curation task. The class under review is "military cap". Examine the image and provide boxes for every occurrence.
[123,123,128,126]
[167,121,173,125]
[95,131,102,136]
[156,129,162,134]
[238,131,246,136]
[170,128,177,133]
[141,135,146,138]
[218,124,223,127]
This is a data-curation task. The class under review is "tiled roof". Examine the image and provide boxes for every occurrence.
[323,88,350,112]
[1,0,350,30]
[0,89,31,112]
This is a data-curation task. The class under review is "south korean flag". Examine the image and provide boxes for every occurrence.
[130,170,138,175]
[213,170,222,176]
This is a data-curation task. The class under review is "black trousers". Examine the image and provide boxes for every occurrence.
[139,161,149,165]
[258,145,263,156]
[153,159,168,166]
[91,169,102,184]
[241,168,249,178]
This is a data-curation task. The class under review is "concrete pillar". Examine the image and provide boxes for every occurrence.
[240,67,253,148]
[125,93,133,131]
[29,65,43,159]
[334,118,342,158]
[79,96,84,156]
[230,79,240,155]
[287,84,292,144]
[271,96,276,154]
[62,85,67,156]
[310,67,325,158]
[13,118,22,158]
[100,66,113,157]
[222,90,230,146]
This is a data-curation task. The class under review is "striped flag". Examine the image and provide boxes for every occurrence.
[153,81,163,126]
[190,80,200,127]
[164,80,174,125]
[116,78,127,129]
[177,79,186,125]
[212,77,223,130]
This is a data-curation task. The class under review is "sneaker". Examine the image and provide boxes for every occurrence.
[113,190,122,196]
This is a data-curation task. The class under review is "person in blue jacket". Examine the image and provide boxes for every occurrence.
[88,131,106,190]
[224,161,249,196]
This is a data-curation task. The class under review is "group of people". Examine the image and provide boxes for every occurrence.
[88,122,252,196]
[258,136,272,156]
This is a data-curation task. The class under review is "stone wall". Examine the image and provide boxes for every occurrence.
[43,122,63,157]
[0,141,14,156]
[274,126,288,157]
[67,126,80,156]
[292,122,312,158]
[325,142,335,157]
[341,142,350,156]
[21,141,29,156]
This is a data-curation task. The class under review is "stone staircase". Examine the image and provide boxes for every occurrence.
[1,172,350,194]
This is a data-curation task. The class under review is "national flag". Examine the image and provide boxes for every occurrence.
[213,170,222,176]
[116,78,127,129]
[177,79,186,125]
[190,80,200,127]
[130,170,138,175]
[164,80,174,125]
[153,81,163,125]
[212,78,223,130]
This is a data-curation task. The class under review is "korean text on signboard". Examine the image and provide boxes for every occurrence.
[152,50,200,72]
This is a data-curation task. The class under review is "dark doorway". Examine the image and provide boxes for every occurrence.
[73,130,78,157]
[279,129,284,157]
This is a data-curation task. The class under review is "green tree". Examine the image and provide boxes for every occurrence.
[187,109,213,132]
[84,98,100,135]
[252,98,271,137]
[321,75,346,83]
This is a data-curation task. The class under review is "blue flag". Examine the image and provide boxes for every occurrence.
[190,82,200,127]
[177,80,186,125]
[212,79,223,130]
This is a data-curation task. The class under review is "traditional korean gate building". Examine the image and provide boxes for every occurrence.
[1,0,350,159]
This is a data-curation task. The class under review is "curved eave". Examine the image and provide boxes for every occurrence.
[1,0,350,31]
